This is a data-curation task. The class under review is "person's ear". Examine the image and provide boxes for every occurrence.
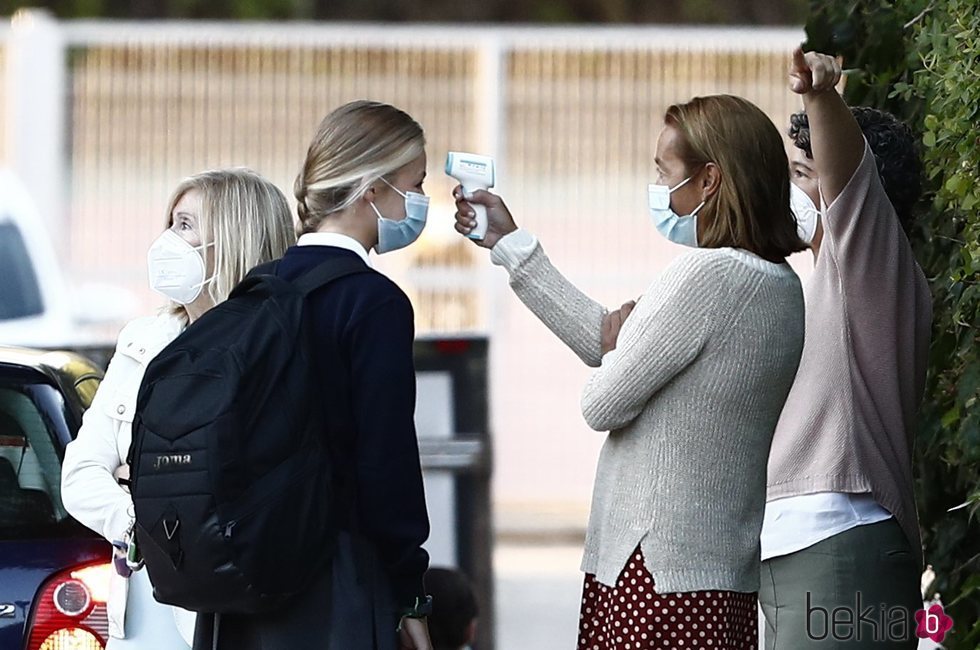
[699,162,722,200]
[362,184,378,204]
[357,185,382,217]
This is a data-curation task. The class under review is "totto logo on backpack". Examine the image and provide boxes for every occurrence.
[128,257,371,614]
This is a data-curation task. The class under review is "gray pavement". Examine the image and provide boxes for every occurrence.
[495,543,583,649]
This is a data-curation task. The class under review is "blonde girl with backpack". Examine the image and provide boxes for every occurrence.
[195,100,434,650]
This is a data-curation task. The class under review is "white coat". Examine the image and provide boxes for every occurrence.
[61,312,195,646]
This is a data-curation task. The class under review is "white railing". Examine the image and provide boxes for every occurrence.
[1,13,804,334]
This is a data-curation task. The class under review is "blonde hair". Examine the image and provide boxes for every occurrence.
[665,95,807,261]
[164,168,295,320]
[294,100,425,234]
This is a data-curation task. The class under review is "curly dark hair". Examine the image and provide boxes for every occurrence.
[788,107,922,231]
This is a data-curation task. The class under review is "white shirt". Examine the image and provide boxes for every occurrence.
[760,492,893,561]
[297,232,372,267]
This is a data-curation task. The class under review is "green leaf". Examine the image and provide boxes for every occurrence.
[942,406,961,428]
[958,365,980,403]
[945,174,968,196]
[949,574,980,606]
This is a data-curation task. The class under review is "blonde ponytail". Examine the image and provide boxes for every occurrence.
[295,100,425,234]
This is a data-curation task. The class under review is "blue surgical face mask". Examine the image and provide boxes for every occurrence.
[647,176,705,248]
[370,178,430,254]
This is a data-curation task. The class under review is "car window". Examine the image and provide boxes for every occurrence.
[0,375,89,539]
[0,220,45,321]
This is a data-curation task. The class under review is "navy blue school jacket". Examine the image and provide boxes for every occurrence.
[193,244,430,650]
[277,244,430,607]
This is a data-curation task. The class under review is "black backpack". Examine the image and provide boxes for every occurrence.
[128,256,371,614]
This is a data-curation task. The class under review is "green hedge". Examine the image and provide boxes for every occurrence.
[807,0,980,646]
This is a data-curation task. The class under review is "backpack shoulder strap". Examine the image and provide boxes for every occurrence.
[293,256,374,296]
[230,260,287,300]
[245,260,280,280]
[231,256,371,301]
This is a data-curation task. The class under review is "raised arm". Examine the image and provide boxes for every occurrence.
[494,230,609,366]
[789,46,865,206]
[454,188,610,367]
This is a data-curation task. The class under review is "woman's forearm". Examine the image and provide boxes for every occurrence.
[61,415,134,542]
[493,231,606,367]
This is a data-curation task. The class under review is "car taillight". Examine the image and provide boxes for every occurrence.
[36,629,103,650]
[25,562,112,650]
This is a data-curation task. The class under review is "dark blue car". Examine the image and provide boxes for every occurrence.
[0,347,112,650]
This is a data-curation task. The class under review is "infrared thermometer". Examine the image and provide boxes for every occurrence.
[446,152,496,241]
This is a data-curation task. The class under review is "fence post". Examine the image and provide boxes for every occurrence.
[5,9,67,254]
[473,34,508,650]
[476,34,507,180]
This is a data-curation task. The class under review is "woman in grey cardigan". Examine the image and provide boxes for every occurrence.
[454,95,806,649]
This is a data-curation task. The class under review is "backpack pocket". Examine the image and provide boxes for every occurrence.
[221,446,332,598]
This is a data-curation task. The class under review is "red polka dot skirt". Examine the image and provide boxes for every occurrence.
[578,547,757,649]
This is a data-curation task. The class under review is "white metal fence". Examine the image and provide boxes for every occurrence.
[1,14,806,509]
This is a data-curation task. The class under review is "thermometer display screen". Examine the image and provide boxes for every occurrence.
[460,160,488,172]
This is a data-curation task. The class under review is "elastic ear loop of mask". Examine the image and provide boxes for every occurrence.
[380,176,408,198]
[368,200,386,221]
[190,241,217,293]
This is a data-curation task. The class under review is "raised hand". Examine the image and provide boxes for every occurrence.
[452,185,518,249]
[789,45,842,95]
[788,45,864,210]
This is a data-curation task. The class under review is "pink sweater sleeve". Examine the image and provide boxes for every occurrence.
[817,138,932,433]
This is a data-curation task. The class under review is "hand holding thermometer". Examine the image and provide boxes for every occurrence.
[445,152,495,241]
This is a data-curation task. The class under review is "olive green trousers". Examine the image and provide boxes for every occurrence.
[760,519,922,649]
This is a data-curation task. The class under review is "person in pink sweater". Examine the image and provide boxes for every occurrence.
[759,48,932,649]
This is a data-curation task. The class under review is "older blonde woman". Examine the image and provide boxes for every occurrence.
[61,169,295,649]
